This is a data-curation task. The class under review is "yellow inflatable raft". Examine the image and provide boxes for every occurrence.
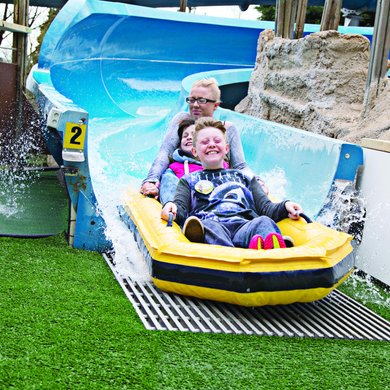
[120,190,355,307]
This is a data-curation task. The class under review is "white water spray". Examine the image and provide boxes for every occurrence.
[87,116,153,282]
[0,126,42,218]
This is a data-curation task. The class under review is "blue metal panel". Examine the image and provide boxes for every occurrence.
[334,144,364,182]
[74,190,111,251]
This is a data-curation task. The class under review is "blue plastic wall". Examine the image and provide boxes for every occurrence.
[22,1,379,12]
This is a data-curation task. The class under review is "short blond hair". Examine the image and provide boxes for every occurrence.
[191,78,221,102]
[193,117,227,146]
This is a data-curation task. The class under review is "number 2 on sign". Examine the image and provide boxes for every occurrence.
[64,122,87,150]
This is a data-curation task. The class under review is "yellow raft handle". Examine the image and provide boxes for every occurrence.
[299,213,312,223]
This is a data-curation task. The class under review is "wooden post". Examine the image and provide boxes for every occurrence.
[288,0,298,38]
[275,0,298,39]
[320,0,342,31]
[295,0,308,39]
[12,0,30,135]
[364,0,390,108]
[12,0,29,90]
[275,0,285,37]
[179,0,187,12]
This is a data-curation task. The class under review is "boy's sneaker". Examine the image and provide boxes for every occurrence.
[282,235,295,248]
[249,234,264,250]
[264,233,286,250]
[182,216,204,243]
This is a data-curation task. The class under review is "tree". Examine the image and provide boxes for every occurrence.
[359,12,375,27]
[255,5,275,21]
[255,5,323,23]
[27,8,59,74]
[0,5,59,165]
[255,5,375,27]
[0,4,13,60]
[306,6,323,24]
[0,4,49,63]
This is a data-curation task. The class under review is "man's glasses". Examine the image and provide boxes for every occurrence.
[186,97,216,105]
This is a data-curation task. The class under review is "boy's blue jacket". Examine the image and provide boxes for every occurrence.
[174,168,289,225]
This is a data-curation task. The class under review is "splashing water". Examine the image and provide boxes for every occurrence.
[87,116,158,282]
[344,270,390,308]
[0,126,43,218]
[316,181,390,307]
[317,180,366,243]
[260,168,288,201]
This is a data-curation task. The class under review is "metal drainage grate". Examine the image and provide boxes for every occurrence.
[103,255,390,341]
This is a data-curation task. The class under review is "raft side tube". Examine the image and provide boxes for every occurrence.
[120,190,355,306]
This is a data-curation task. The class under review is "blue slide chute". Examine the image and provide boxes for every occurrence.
[28,0,364,251]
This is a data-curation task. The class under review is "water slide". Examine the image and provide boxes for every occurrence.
[27,0,366,267]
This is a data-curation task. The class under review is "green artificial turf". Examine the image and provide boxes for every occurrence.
[1,235,389,389]
[0,169,68,237]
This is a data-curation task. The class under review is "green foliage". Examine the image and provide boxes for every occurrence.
[256,5,324,23]
[358,12,376,27]
[306,6,323,24]
[255,5,275,21]
[254,6,375,27]
[1,234,389,389]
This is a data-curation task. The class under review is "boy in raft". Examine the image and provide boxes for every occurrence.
[161,117,303,250]
[159,118,229,204]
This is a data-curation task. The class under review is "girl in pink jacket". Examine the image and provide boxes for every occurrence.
[159,118,228,204]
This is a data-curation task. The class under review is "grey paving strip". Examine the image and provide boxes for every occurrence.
[103,254,390,341]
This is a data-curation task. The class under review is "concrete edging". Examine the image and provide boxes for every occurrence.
[361,138,390,153]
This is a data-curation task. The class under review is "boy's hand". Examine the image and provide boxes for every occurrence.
[161,202,177,221]
[141,181,159,199]
[285,201,303,220]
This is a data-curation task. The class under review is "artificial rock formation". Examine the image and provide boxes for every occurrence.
[343,78,390,143]
[236,29,371,139]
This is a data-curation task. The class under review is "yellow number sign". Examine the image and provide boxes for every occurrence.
[63,122,87,150]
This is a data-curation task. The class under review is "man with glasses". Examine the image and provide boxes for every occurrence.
[141,78,253,199]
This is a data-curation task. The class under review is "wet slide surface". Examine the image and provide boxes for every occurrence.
[28,0,364,254]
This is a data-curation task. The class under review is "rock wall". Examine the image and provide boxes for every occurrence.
[236,29,372,139]
[342,78,390,143]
